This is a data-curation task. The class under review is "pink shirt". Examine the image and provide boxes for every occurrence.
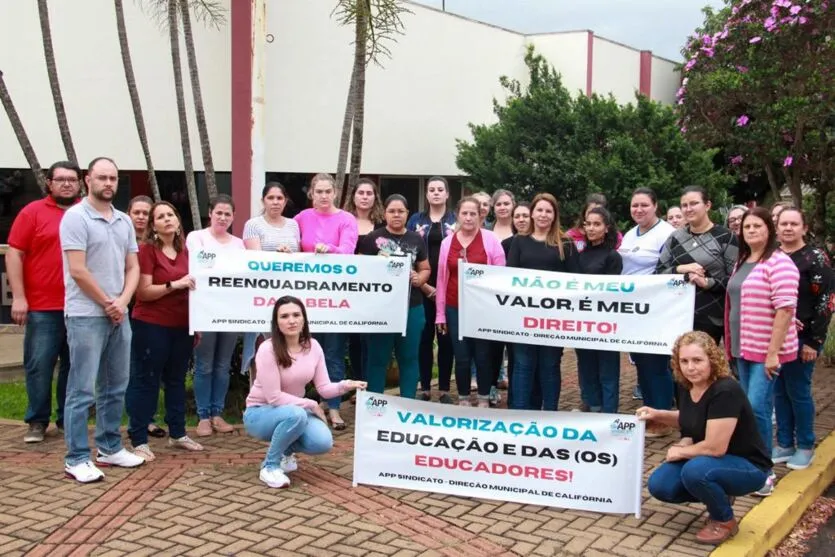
[294,208,358,254]
[724,250,799,364]
[246,338,349,410]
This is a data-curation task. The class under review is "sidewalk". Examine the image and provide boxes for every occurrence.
[0,353,833,557]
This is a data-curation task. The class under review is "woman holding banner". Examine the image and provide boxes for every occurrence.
[295,173,359,430]
[574,207,622,414]
[619,187,676,438]
[640,331,771,545]
[725,206,799,496]
[186,195,246,437]
[408,177,456,404]
[506,193,579,411]
[245,295,366,488]
[360,195,430,399]
[241,182,301,375]
[435,197,506,407]
[656,186,738,345]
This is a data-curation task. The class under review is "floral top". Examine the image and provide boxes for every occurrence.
[787,244,835,350]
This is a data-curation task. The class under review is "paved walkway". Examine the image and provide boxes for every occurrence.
[0,353,833,557]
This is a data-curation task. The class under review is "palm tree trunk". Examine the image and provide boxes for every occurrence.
[115,0,161,201]
[336,66,358,208]
[179,0,217,200]
[347,3,369,193]
[0,71,46,191]
[37,0,78,165]
[168,0,201,229]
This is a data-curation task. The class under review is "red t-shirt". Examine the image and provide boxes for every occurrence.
[7,197,77,311]
[132,244,190,329]
[445,232,487,309]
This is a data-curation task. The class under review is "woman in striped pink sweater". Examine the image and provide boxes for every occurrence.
[724,207,799,497]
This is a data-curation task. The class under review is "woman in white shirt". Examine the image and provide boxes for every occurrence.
[618,187,676,438]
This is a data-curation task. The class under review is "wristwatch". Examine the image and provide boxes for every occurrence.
[165,281,172,290]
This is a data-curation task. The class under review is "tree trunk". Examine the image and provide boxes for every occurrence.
[347,3,369,194]
[179,0,217,200]
[115,0,161,201]
[168,0,201,229]
[0,70,46,191]
[336,66,358,208]
[763,164,782,202]
[37,0,77,165]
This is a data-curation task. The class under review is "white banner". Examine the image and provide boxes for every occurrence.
[353,392,645,515]
[459,263,695,354]
[189,250,411,333]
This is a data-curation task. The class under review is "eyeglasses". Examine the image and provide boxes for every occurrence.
[49,178,79,185]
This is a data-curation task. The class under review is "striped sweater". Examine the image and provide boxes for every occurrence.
[724,250,800,363]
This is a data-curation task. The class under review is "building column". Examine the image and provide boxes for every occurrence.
[639,50,652,98]
[585,31,594,97]
[230,0,266,235]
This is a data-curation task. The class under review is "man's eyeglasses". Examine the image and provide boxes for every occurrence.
[49,178,79,185]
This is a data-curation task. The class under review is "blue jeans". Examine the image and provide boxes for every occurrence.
[575,348,621,413]
[193,332,238,420]
[244,405,333,469]
[126,320,192,446]
[366,305,425,399]
[631,352,673,410]
[446,308,493,397]
[64,316,132,466]
[775,347,816,451]
[737,358,776,456]
[24,311,70,427]
[512,343,563,410]
[419,294,453,392]
[648,455,768,521]
[314,333,347,410]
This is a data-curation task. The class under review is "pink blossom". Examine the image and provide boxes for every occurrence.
[684,58,697,72]
[736,65,749,73]
[783,156,793,167]
[701,47,715,57]
[789,5,801,14]
[799,16,808,24]
[732,6,739,15]
[774,0,792,7]
[736,115,750,126]
[682,77,689,86]
[680,126,688,134]
[719,28,729,40]
[749,36,762,43]
[765,16,777,29]
[731,155,744,165]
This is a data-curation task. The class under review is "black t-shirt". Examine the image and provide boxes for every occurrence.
[507,235,580,273]
[578,242,623,275]
[427,221,444,286]
[360,227,428,307]
[678,377,772,472]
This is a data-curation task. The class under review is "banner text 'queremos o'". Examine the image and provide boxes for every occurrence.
[189,251,411,333]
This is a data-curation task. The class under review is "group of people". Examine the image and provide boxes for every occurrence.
[7,158,832,543]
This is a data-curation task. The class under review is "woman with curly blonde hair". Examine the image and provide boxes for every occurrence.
[637,331,771,545]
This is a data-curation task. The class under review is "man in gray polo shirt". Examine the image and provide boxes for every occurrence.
[60,157,144,483]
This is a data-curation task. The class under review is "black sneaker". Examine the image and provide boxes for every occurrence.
[438,393,453,404]
[24,423,46,443]
[420,392,431,402]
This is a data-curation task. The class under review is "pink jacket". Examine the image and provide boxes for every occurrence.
[724,250,799,364]
[435,230,506,325]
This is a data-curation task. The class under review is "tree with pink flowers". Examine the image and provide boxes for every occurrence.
[678,0,834,233]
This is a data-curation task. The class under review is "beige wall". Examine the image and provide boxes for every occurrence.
[591,37,641,104]
[526,32,589,96]
[650,56,681,105]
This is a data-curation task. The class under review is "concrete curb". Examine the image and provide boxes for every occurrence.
[711,430,835,557]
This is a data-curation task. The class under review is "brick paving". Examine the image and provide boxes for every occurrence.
[0,352,833,557]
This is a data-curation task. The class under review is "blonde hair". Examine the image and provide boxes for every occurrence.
[308,173,338,200]
[525,193,566,260]
[671,331,731,390]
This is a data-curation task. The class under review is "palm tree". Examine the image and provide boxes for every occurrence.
[37,0,77,165]
[333,0,409,207]
[167,0,201,229]
[179,0,224,200]
[115,0,161,201]
[0,71,46,191]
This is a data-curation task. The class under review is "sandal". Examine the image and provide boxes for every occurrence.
[329,410,347,431]
[133,443,156,462]
[148,424,167,438]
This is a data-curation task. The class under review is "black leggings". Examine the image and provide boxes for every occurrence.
[418,295,453,392]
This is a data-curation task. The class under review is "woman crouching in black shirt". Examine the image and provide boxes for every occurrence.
[638,331,771,545]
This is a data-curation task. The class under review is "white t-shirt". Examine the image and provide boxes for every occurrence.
[618,219,675,275]
[185,227,245,254]
[242,215,300,252]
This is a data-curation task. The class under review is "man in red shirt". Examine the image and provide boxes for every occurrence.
[6,161,82,443]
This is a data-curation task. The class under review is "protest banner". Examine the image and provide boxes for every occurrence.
[459,263,695,354]
[189,250,411,333]
[353,392,645,515]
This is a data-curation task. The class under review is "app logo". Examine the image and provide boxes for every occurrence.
[365,396,388,417]
[609,418,637,440]
[196,250,217,269]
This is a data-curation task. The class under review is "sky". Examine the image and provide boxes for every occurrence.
[411,0,726,61]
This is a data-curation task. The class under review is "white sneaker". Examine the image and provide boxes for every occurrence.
[280,454,298,473]
[65,461,105,483]
[259,467,290,488]
[96,448,145,468]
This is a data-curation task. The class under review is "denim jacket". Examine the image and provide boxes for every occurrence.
[406,210,456,248]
